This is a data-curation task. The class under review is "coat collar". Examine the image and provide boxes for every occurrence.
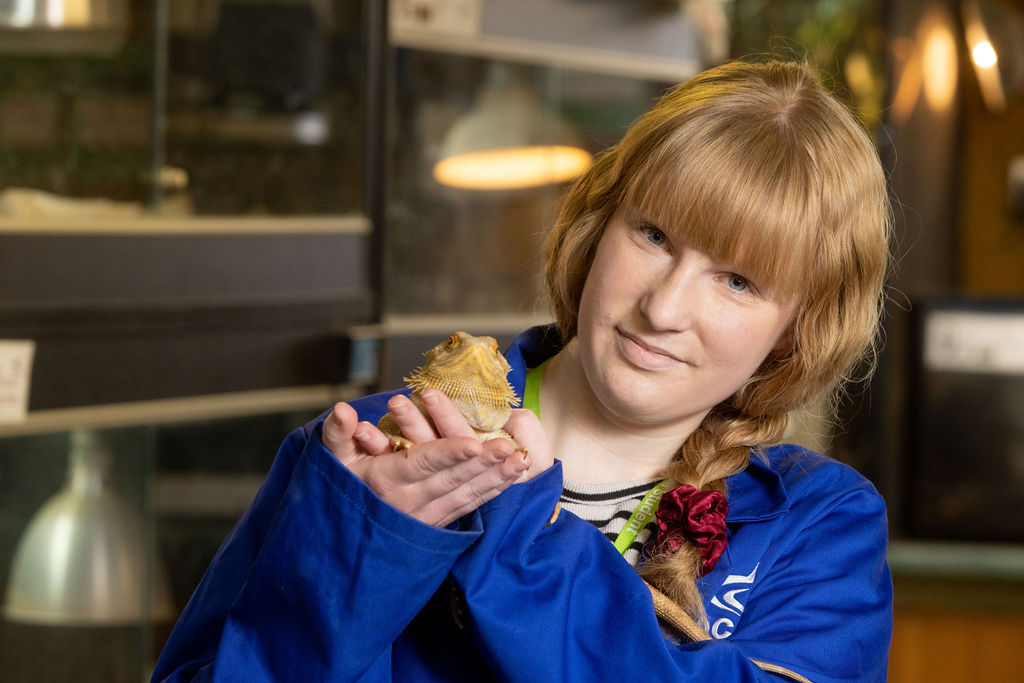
[723,453,790,523]
[505,324,563,399]
[503,324,791,524]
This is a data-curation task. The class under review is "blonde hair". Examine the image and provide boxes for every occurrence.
[544,59,891,625]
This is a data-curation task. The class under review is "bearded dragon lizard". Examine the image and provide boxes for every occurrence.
[377,331,521,451]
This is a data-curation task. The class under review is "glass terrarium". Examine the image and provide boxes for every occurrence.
[0,1,378,680]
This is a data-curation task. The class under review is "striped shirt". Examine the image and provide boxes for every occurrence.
[560,478,662,567]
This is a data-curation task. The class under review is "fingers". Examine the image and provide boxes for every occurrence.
[503,409,555,481]
[495,444,533,480]
[384,390,477,448]
[420,389,477,438]
[400,435,484,482]
[417,440,532,526]
[360,436,529,527]
[397,435,518,491]
[322,402,359,463]
[327,399,540,528]
[385,394,437,444]
[352,420,393,456]
[323,402,393,467]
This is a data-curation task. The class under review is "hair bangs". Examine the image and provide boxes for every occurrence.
[620,120,820,301]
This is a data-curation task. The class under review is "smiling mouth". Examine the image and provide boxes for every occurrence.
[617,328,686,365]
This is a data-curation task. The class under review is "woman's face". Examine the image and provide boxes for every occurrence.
[574,205,795,434]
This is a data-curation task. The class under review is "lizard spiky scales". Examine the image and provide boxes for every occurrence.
[378,332,521,450]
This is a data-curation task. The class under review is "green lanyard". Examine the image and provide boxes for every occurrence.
[612,478,671,554]
[522,359,548,420]
[523,361,671,557]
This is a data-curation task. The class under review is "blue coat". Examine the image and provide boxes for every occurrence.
[152,326,892,682]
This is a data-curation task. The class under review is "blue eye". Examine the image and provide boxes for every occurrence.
[641,224,668,247]
[727,274,750,292]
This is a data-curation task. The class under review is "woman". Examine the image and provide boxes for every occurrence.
[152,59,892,682]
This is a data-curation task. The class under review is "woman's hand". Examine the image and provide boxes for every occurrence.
[502,408,555,482]
[322,390,532,527]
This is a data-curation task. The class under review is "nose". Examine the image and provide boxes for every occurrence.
[639,263,700,333]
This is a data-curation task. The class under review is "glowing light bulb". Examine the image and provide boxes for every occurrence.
[972,40,998,69]
[922,17,958,112]
[433,146,592,191]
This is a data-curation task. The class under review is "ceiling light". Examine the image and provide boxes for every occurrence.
[961,0,1024,112]
[971,40,998,69]
[433,65,592,191]
[0,0,128,54]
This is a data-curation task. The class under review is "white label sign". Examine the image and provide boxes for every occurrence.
[391,0,481,36]
[924,311,1024,375]
[0,340,35,422]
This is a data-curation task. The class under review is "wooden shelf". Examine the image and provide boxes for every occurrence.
[0,384,362,437]
[0,214,370,236]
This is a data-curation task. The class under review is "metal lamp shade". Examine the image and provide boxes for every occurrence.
[4,430,175,625]
[433,68,592,190]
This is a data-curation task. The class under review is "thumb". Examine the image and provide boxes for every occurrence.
[503,409,554,481]
[323,402,359,464]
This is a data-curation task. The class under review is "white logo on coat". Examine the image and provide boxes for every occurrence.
[709,564,758,639]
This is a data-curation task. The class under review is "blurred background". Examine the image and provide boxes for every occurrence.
[0,0,1021,680]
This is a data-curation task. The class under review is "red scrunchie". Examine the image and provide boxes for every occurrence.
[653,485,729,576]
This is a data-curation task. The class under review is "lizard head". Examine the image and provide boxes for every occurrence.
[405,331,520,433]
